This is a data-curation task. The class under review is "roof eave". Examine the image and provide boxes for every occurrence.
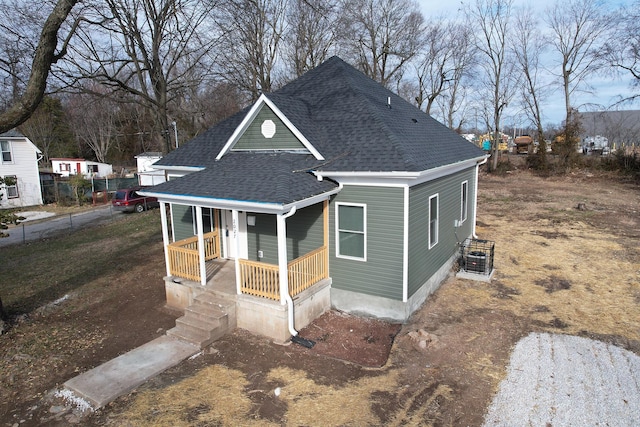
[314,155,488,186]
[139,186,341,214]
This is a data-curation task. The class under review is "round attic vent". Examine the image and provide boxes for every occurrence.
[261,119,276,138]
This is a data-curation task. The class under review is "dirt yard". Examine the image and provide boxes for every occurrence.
[1,165,639,426]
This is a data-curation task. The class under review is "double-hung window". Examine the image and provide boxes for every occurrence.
[429,194,439,249]
[460,181,468,224]
[4,175,18,198]
[336,202,366,261]
[1,141,11,162]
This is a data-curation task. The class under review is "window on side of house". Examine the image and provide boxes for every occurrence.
[460,180,468,224]
[1,141,12,162]
[429,194,439,249]
[4,175,18,198]
[336,202,366,261]
[60,163,70,172]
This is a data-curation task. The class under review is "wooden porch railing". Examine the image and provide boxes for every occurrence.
[239,259,280,300]
[239,246,328,301]
[167,231,219,281]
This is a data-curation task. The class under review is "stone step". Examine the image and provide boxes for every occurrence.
[194,292,236,310]
[166,292,236,349]
[176,314,222,335]
[167,325,212,348]
[185,303,227,324]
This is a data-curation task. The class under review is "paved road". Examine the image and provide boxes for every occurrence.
[0,205,125,247]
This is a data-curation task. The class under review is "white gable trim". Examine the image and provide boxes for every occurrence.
[215,94,324,161]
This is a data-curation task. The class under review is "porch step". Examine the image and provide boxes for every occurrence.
[167,293,236,349]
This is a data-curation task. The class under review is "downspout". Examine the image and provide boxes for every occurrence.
[278,206,298,337]
[472,157,488,239]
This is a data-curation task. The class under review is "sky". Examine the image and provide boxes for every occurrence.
[416,0,638,128]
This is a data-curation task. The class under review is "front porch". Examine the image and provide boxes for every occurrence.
[160,201,332,343]
[165,234,328,303]
[164,258,331,343]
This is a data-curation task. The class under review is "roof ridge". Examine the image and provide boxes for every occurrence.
[341,66,420,170]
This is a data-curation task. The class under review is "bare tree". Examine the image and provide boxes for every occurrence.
[604,1,640,103]
[433,22,476,129]
[414,19,456,114]
[0,0,79,134]
[546,0,613,125]
[216,0,288,101]
[285,0,340,77]
[338,0,424,87]
[513,6,550,160]
[63,0,218,153]
[468,0,517,171]
[67,87,118,163]
[19,96,72,165]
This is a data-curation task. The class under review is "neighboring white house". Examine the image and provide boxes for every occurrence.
[0,130,44,208]
[51,158,113,178]
[135,152,166,186]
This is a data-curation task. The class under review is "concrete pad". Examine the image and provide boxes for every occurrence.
[64,336,199,408]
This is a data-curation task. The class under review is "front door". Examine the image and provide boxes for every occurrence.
[222,210,248,259]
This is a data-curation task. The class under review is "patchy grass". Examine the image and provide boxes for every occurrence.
[2,167,640,426]
[0,210,162,315]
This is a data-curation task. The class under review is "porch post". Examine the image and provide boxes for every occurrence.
[323,199,329,274]
[232,209,241,294]
[160,201,171,277]
[276,213,289,305]
[195,205,207,286]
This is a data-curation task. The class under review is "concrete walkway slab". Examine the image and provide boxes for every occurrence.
[64,336,199,408]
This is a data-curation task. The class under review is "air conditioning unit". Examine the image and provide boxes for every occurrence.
[460,238,494,276]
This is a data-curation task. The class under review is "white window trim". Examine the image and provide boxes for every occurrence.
[192,206,215,235]
[1,141,12,163]
[429,194,439,249]
[335,202,367,262]
[4,175,18,198]
[460,180,469,224]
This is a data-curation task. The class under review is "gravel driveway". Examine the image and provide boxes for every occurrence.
[483,333,640,426]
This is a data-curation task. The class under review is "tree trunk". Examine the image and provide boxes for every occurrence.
[0,296,7,321]
[0,0,78,133]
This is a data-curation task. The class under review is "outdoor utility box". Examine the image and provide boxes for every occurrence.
[458,238,495,282]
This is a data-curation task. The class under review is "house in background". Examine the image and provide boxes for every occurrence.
[135,152,166,186]
[51,158,113,178]
[141,57,487,345]
[0,130,43,208]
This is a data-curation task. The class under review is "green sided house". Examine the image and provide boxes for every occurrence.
[141,57,487,346]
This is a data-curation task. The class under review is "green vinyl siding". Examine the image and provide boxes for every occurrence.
[233,105,308,152]
[172,204,194,241]
[329,185,404,301]
[407,167,476,297]
[247,203,324,264]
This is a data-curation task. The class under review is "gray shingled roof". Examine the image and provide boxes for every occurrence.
[149,152,338,205]
[0,129,25,138]
[151,57,485,205]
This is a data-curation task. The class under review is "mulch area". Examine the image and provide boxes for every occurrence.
[288,310,402,368]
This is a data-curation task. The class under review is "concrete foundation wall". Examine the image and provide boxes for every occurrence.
[237,279,331,343]
[331,252,458,322]
[164,276,331,343]
[164,278,195,310]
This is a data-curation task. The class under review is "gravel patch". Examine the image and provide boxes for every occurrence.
[484,332,640,426]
